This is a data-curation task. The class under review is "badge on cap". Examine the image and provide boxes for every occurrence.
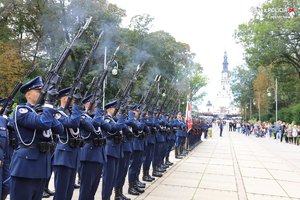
[18,108,28,114]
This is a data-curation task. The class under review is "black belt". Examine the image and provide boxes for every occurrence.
[69,138,84,148]
[85,138,106,147]
[18,142,54,153]
[107,134,123,144]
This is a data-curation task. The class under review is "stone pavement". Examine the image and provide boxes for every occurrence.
[46,124,300,200]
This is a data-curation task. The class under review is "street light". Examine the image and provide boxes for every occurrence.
[267,78,278,122]
[111,60,119,75]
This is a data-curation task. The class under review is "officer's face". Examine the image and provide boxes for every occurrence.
[25,89,41,104]
[107,107,116,115]
[84,102,95,112]
[177,113,182,119]
[133,110,139,118]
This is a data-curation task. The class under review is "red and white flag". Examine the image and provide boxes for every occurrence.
[186,101,192,133]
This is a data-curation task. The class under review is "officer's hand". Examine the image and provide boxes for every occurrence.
[73,92,82,104]
[45,87,59,105]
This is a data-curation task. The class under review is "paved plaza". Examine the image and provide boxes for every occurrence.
[47,124,300,200]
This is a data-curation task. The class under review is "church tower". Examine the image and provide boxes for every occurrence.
[216,51,233,114]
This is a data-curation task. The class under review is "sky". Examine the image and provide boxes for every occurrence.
[108,0,266,109]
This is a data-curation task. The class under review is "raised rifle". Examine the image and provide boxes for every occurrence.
[83,76,96,99]
[64,31,104,111]
[0,65,37,115]
[87,46,120,112]
[156,88,177,117]
[34,17,92,109]
[167,94,181,120]
[139,74,160,113]
[113,63,145,116]
[147,75,162,115]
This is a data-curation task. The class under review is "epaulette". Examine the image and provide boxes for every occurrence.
[17,105,31,114]
[104,116,112,123]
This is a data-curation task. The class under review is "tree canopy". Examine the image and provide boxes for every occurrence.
[0,0,206,113]
[233,0,300,122]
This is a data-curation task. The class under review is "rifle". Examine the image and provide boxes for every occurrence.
[0,65,37,115]
[34,17,92,109]
[139,74,159,111]
[113,63,144,116]
[83,76,96,99]
[87,46,120,112]
[147,75,162,114]
[64,31,104,111]
[156,88,176,117]
[168,94,181,120]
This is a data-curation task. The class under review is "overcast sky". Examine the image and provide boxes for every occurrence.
[109,0,265,108]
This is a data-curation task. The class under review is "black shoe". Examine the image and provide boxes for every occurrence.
[152,171,163,177]
[175,155,183,159]
[121,194,131,200]
[157,167,166,172]
[136,180,146,188]
[128,187,140,195]
[147,175,155,181]
[42,191,50,198]
[74,183,80,189]
[142,175,153,182]
[134,185,144,193]
[166,161,173,166]
[160,164,168,169]
[44,188,55,196]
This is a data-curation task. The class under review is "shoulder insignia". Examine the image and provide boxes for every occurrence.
[55,113,61,120]
[18,108,28,114]
[105,118,111,123]
[81,115,86,119]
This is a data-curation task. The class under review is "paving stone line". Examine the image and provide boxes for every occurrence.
[229,131,248,200]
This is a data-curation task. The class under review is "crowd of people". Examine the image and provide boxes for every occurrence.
[230,120,300,145]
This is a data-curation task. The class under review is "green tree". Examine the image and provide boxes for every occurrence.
[235,0,300,77]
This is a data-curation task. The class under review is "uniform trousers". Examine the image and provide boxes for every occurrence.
[53,165,76,200]
[102,155,119,199]
[115,151,131,188]
[143,143,155,172]
[175,136,180,147]
[165,139,175,161]
[10,176,46,200]
[79,161,103,200]
[152,142,163,168]
[128,150,143,182]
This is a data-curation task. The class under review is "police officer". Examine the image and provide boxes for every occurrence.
[79,95,106,200]
[174,112,185,159]
[152,111,166,175]
[101,100,124,200]
[114,105,134,199]
[52,87,82,200]
[164,113,175,166]
[0,98,10,200]
[127,104,145,195]
[10,76,63,200]
[143,112,160,178]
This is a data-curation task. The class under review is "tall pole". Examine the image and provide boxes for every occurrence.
[102,47,107,109]
[275,78,278,122]
[258,94,261,121]
[249,99,252,119]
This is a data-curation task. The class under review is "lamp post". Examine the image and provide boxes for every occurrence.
[258,94,261,122]
[267,78,278,122]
